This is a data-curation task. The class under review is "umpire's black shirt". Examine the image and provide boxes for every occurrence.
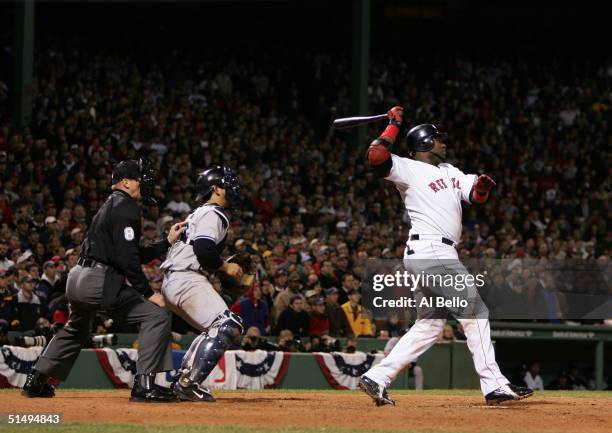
[80,189,170,308]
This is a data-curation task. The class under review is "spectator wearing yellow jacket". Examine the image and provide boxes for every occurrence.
[341,289,373,337]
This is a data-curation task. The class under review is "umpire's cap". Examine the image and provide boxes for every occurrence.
[111,160,142,184]
[111,158,157,204]
[406,124,447,153]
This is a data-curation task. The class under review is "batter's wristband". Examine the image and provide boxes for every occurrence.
[380,124,400,143]
[472,189,489,203]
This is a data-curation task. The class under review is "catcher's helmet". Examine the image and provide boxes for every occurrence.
[196,165,240,202]
[406,124,447,152]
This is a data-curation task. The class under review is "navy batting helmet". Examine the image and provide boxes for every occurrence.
[406,124,447,152]
[196,165,240,203]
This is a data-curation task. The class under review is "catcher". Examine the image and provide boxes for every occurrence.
[160,165,253,402]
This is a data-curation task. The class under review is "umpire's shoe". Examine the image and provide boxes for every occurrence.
[22,370,55,398]
[130,374,177,403]
[485,383,533,405]
[173,379,216,402]
[358,375,395,406]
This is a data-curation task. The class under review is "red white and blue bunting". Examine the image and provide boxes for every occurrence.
[313,352,384,390]
[0,346,45,388]
[0,346,290,390]
[95,348,290,390]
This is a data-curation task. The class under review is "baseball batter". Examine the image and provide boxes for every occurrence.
[359,106,534,405]
[160,165,245,402]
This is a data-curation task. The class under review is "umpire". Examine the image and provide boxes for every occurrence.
[23,158,183,402]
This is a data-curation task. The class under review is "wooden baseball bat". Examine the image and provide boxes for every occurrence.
[332,113,388,130]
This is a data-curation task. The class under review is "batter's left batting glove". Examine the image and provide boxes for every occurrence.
[475,174,496,193]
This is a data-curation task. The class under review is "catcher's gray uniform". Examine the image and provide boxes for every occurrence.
[160,203,229,330]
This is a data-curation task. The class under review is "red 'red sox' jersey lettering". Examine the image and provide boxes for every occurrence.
[428,178,457,193]
[384,154,477,243]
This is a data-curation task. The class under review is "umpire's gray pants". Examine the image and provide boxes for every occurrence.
[35,264,173,380]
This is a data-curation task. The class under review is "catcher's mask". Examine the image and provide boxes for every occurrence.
[111,157,157,204]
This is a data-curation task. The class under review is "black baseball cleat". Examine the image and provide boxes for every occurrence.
[507,383,534,400]
[173,380,216,402]
[22,370,55,398]
[358,375,395,407]
[130,374,177,403]
[484,385,519,405]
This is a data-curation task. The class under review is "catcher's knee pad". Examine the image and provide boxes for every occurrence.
[185,310,243,384]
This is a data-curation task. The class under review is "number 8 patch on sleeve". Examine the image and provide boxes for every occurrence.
[124,227,135,241]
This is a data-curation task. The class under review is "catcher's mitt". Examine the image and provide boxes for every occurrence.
[216,253,254,298]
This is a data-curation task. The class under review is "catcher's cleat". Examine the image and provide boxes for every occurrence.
[22,370,55,398]
[507,383,534,400]
[173,380,216,402]
[358,375,395,407]
[484,384,519,405]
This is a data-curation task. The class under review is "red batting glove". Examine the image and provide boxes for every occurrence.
[380,106,404,143]
[472,174,496,203]
[388,106,404,127]
[475,174,496,192]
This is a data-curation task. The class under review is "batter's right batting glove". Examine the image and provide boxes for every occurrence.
[387,106,404,127]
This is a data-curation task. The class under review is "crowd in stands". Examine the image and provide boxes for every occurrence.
[0,43,610,349]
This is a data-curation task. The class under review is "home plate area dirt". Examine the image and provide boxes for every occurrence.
[4,390,611,433]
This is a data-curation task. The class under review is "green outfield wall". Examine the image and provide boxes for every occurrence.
[7,322,612,390]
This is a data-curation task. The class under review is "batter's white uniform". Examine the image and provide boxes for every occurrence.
[160,203,229,330]
[364,154,510,396]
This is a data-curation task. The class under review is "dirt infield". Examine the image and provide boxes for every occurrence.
[4,389,611,433]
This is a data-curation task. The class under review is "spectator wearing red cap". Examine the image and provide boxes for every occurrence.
[231,284,269,335]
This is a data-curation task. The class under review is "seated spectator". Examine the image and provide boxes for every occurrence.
[303,289,319,313]
[438,324,456,342]
[273,271,303,321]
[240,326,278,351]
[308,297,329,336]
[384,313,402,337]
[272,269,288,296]
[0,319,10,346]
[324,287,353,338]
[12,275,45,331]
[277,329,304,352]
[0,272,15,324]
[275,295,309,337]
[231,283,269,335]
[378,329,390,339]
[343,337,358,353]
[0,240,14,271]
[337,273,357,306]
[524,361,544,390]
[341,288,373,337]
[317,259,339,289]
[37,260,59,304]
[549,371,573,390]
[567,365,588,390]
